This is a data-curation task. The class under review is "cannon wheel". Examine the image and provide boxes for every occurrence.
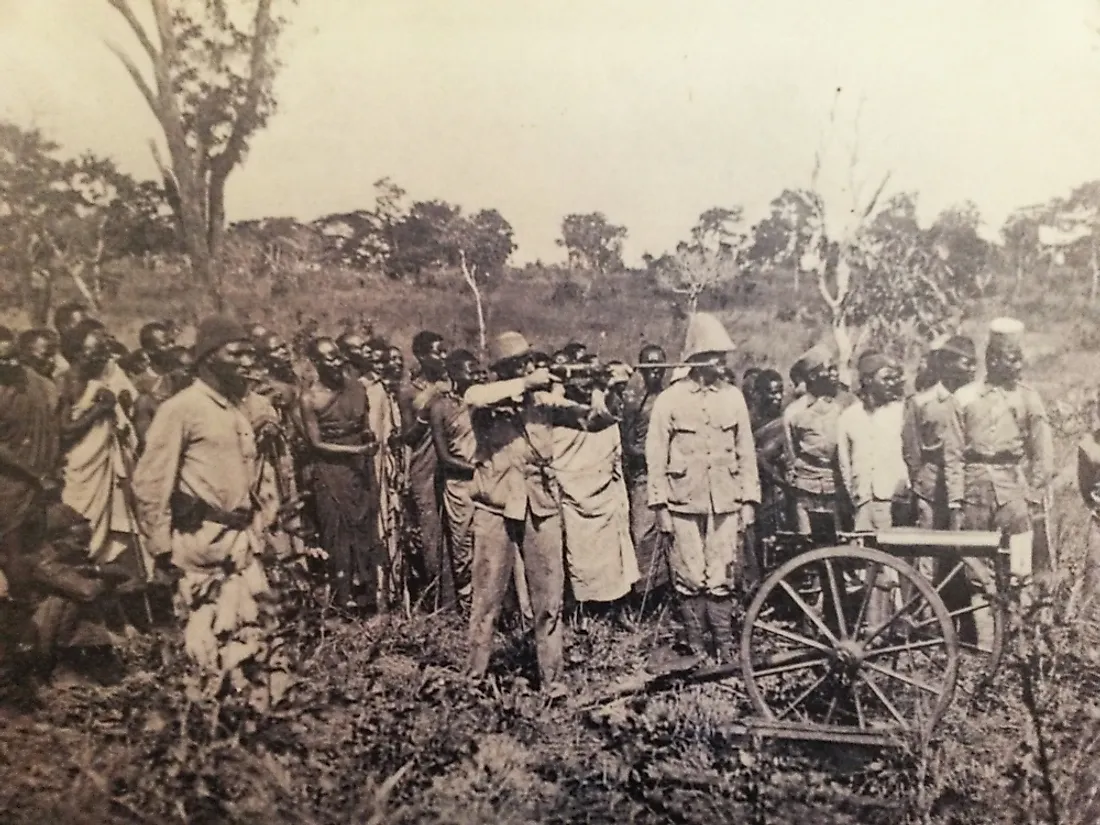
[740,545,960,740]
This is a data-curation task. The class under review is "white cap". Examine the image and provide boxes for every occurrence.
[988,317,1025,351]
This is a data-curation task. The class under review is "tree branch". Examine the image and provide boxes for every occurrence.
[148,0,176,63]
[105,0,160,61]
[211,0,276,178]
[105,43,159,115]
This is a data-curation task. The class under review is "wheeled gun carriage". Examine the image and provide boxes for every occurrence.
[592,522,1011,748]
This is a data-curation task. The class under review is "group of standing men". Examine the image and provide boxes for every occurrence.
[0,301,1061,699]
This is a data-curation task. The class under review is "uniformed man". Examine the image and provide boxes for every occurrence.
[783,346,845,536]
[463,331,604,696]
[901,335,976,532]
[943,318,1053,586]
[132,317,288,706]
[646,313,760,666]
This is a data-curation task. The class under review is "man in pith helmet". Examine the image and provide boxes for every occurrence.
[646,313,760,667]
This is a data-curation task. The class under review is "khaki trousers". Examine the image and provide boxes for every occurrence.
[668,510,741,598]
[466,507,564,687]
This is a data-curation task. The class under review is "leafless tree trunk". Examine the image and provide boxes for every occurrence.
[106,0,279,312]
[458,250,487,356]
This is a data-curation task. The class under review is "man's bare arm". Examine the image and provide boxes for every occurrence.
[299,392,373,457]
[430,399,475,476]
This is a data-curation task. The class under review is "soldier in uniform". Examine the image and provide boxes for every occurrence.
[462,331,605,696]
[902,335,977,531]
[646,314,759,666]
[943,318,1053,588]
[783,347,845,536]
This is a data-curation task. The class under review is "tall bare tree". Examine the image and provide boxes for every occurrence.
[105,0,295,310]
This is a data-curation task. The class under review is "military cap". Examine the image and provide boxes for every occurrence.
[988,317,1025,351]
[941,335,976,360]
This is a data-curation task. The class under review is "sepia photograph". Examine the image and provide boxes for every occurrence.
[2,1,1100,822]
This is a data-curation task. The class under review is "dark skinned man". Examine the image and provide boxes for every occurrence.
[397,331,453,611]
[620,344,670,605]
[783,347,845,536]
[903,337,973,531]
[0,325,61,606]
[944,319,1053,598]
[428,349,483,610]
[57,323,144,581]
[17,329,59,382]
[51,302,91,375]
[252,331,308,540]
[749,368,789,588]
[355,339,407,610]
[300,337,378,610]
[132,322,177,396]
[132,317,288,707]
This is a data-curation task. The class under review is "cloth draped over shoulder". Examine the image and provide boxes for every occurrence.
[60,373,141,566]
[364,378,406,604]
[553,425,640,603]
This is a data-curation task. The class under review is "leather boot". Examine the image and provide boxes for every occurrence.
[706,595,738,665]
[646,596,707,675]
[678,596,708,660]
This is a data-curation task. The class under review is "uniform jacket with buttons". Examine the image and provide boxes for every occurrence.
[645,377,760,516]
[464,378,600,521]
[901,383,956,502]
[942,381,1053,508]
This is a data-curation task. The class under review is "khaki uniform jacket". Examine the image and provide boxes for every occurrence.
[901,383,956,503]
[464,378,591,521]
[942,381,1053,508]
[645,378,760,516]
[782,393,846,496]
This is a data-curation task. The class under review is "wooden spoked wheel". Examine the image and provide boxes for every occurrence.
[740,546,960,740]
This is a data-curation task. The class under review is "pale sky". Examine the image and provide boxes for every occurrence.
[2,0,1099,263]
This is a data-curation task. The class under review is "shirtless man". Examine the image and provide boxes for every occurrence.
[299,338,377,609]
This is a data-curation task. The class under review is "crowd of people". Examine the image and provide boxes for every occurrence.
[0,299,1084,703]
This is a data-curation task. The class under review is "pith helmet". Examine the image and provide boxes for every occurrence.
[680,312,735,361]
[488,331,531,366]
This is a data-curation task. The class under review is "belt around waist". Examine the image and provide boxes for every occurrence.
[796,453,834,469]
[964,451,1021,466]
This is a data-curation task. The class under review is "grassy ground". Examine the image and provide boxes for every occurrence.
[3,263,1100,823]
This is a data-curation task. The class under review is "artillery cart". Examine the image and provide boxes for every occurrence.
[739,526,1009,746]
[591,524,1011,748]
